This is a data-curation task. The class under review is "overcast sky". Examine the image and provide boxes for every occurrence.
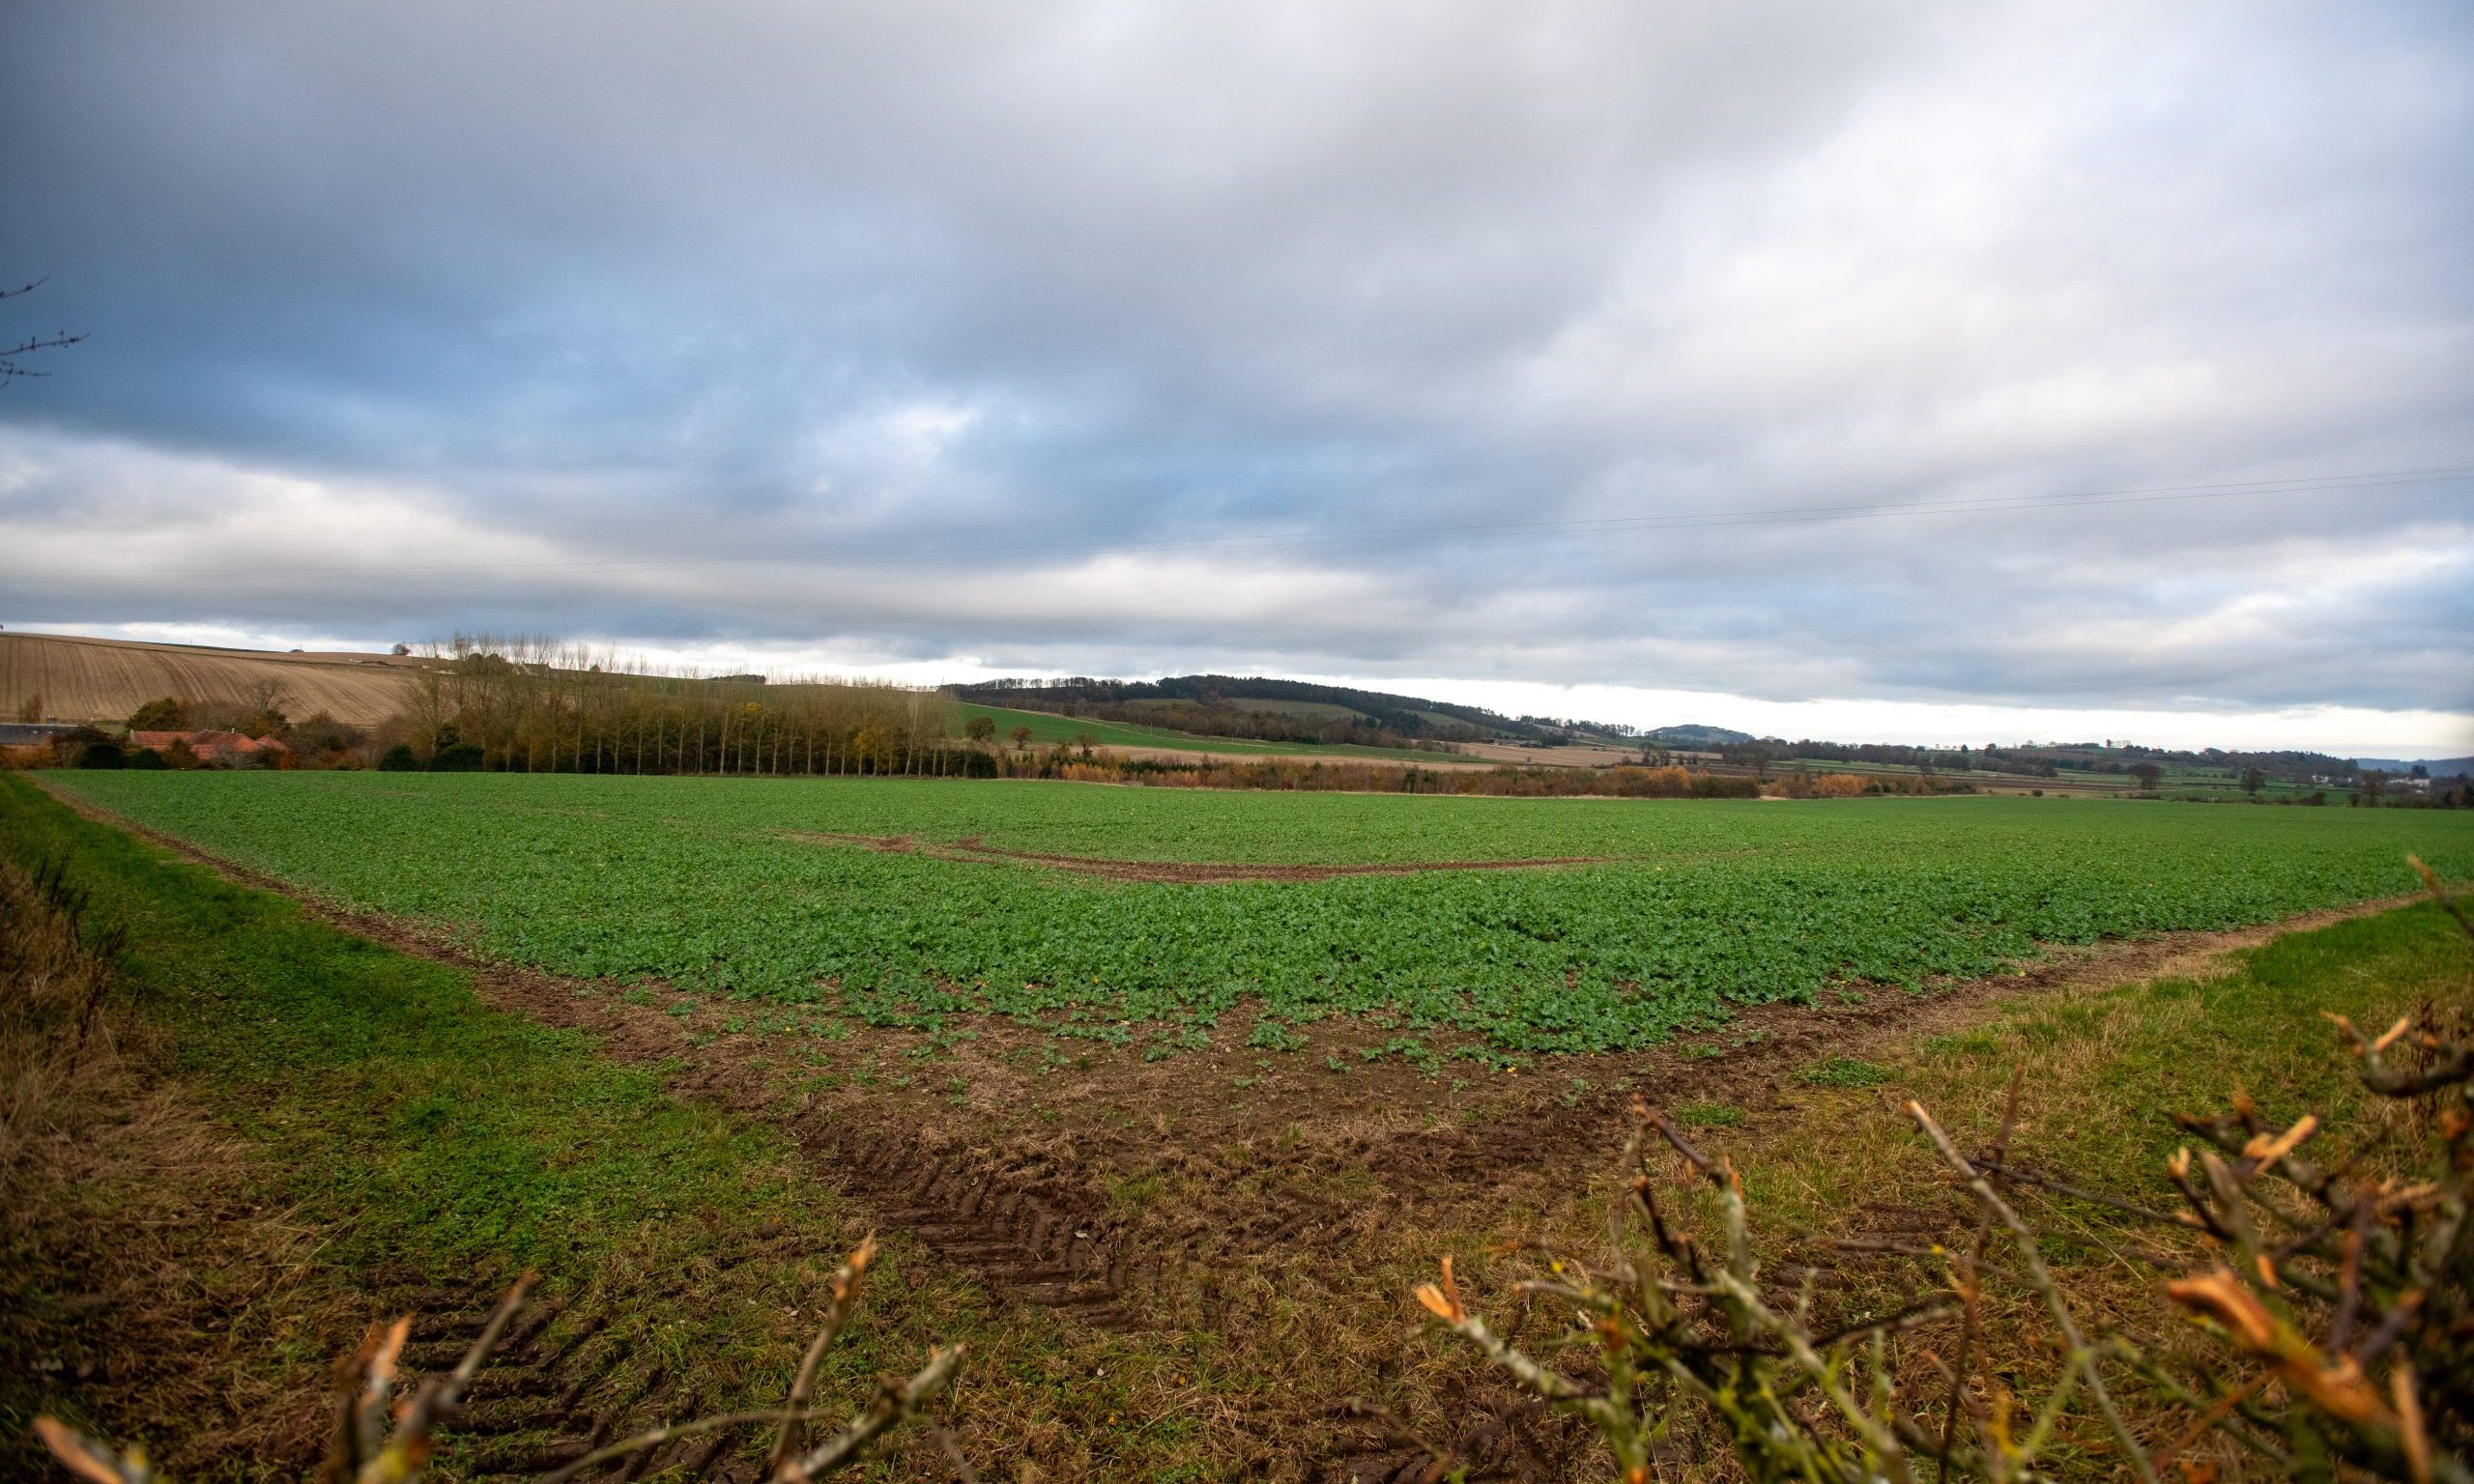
[4,2,2469,754]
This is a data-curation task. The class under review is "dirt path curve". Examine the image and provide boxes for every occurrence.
[778,827,1618,882]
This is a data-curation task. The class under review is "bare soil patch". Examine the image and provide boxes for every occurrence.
[780,828,1615,882]
[1451,739,1647,770]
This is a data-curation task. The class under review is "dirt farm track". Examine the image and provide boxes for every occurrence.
[0,631,427,728]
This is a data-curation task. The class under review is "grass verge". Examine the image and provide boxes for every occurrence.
[0,775,1082,1481]
[1431,888,2474,1474]
[1728,895,2474,1230]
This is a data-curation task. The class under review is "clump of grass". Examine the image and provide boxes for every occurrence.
[1246,1016,1306,1052]
[1672,1100,1742,1127]
[1798,1055,1895,1088]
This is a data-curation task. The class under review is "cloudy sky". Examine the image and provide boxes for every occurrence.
[4,2,2469,754]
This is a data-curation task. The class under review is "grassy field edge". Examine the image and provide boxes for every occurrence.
[0,775,1040,1482]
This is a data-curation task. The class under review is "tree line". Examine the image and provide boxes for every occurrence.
[383,637,965,776]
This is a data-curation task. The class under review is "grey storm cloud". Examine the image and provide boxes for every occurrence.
[2,1,2470,728]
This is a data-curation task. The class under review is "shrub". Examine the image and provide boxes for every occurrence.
[126,748,166,771]
[429,742,485,772]
[125,697,190,730]
[286,710,365,765]
[75,742,124,770]
[377,743,419,772]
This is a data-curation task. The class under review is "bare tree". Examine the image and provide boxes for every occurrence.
[1,279,86,387]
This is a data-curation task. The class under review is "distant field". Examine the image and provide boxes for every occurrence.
[1121,696,1366,724]
[956,701,1460,763]
[0,631,423,727]
[2159,767,2331,800]
[55,773,2474,1055]
[1771,756,2354,799]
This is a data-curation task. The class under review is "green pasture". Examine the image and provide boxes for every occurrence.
[956,702,1458,763]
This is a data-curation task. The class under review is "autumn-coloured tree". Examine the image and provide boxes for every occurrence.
[125,697,190,730]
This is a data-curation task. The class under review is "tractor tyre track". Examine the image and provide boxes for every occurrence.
[35,783,1150,1335]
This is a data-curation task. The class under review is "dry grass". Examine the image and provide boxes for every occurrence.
[0,855,367,1477]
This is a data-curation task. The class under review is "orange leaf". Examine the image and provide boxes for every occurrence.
[33,1419,126,1484]
[2166,1270,2276,1350]
[2243,1114,2316,1164]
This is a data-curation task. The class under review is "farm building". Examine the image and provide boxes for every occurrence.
[0,723,83,748]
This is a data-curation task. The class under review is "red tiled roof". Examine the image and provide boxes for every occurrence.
[129,728,290,756]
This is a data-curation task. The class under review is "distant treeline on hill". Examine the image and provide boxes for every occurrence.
[953,675,1543,745]
[31,637,973,779]
[1714,736,2375,783]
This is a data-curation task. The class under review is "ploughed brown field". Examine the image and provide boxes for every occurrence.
[0,631,426,727]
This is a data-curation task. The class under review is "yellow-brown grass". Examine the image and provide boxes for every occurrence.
[0,856,350,1476]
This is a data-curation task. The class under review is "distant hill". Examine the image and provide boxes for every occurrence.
[0,631,427,728]
[2354,756,2474,778]
[1644,724,1755,748]
[952,674,1546,747]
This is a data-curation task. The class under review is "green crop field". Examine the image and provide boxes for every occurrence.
[50,773,2474,1056]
